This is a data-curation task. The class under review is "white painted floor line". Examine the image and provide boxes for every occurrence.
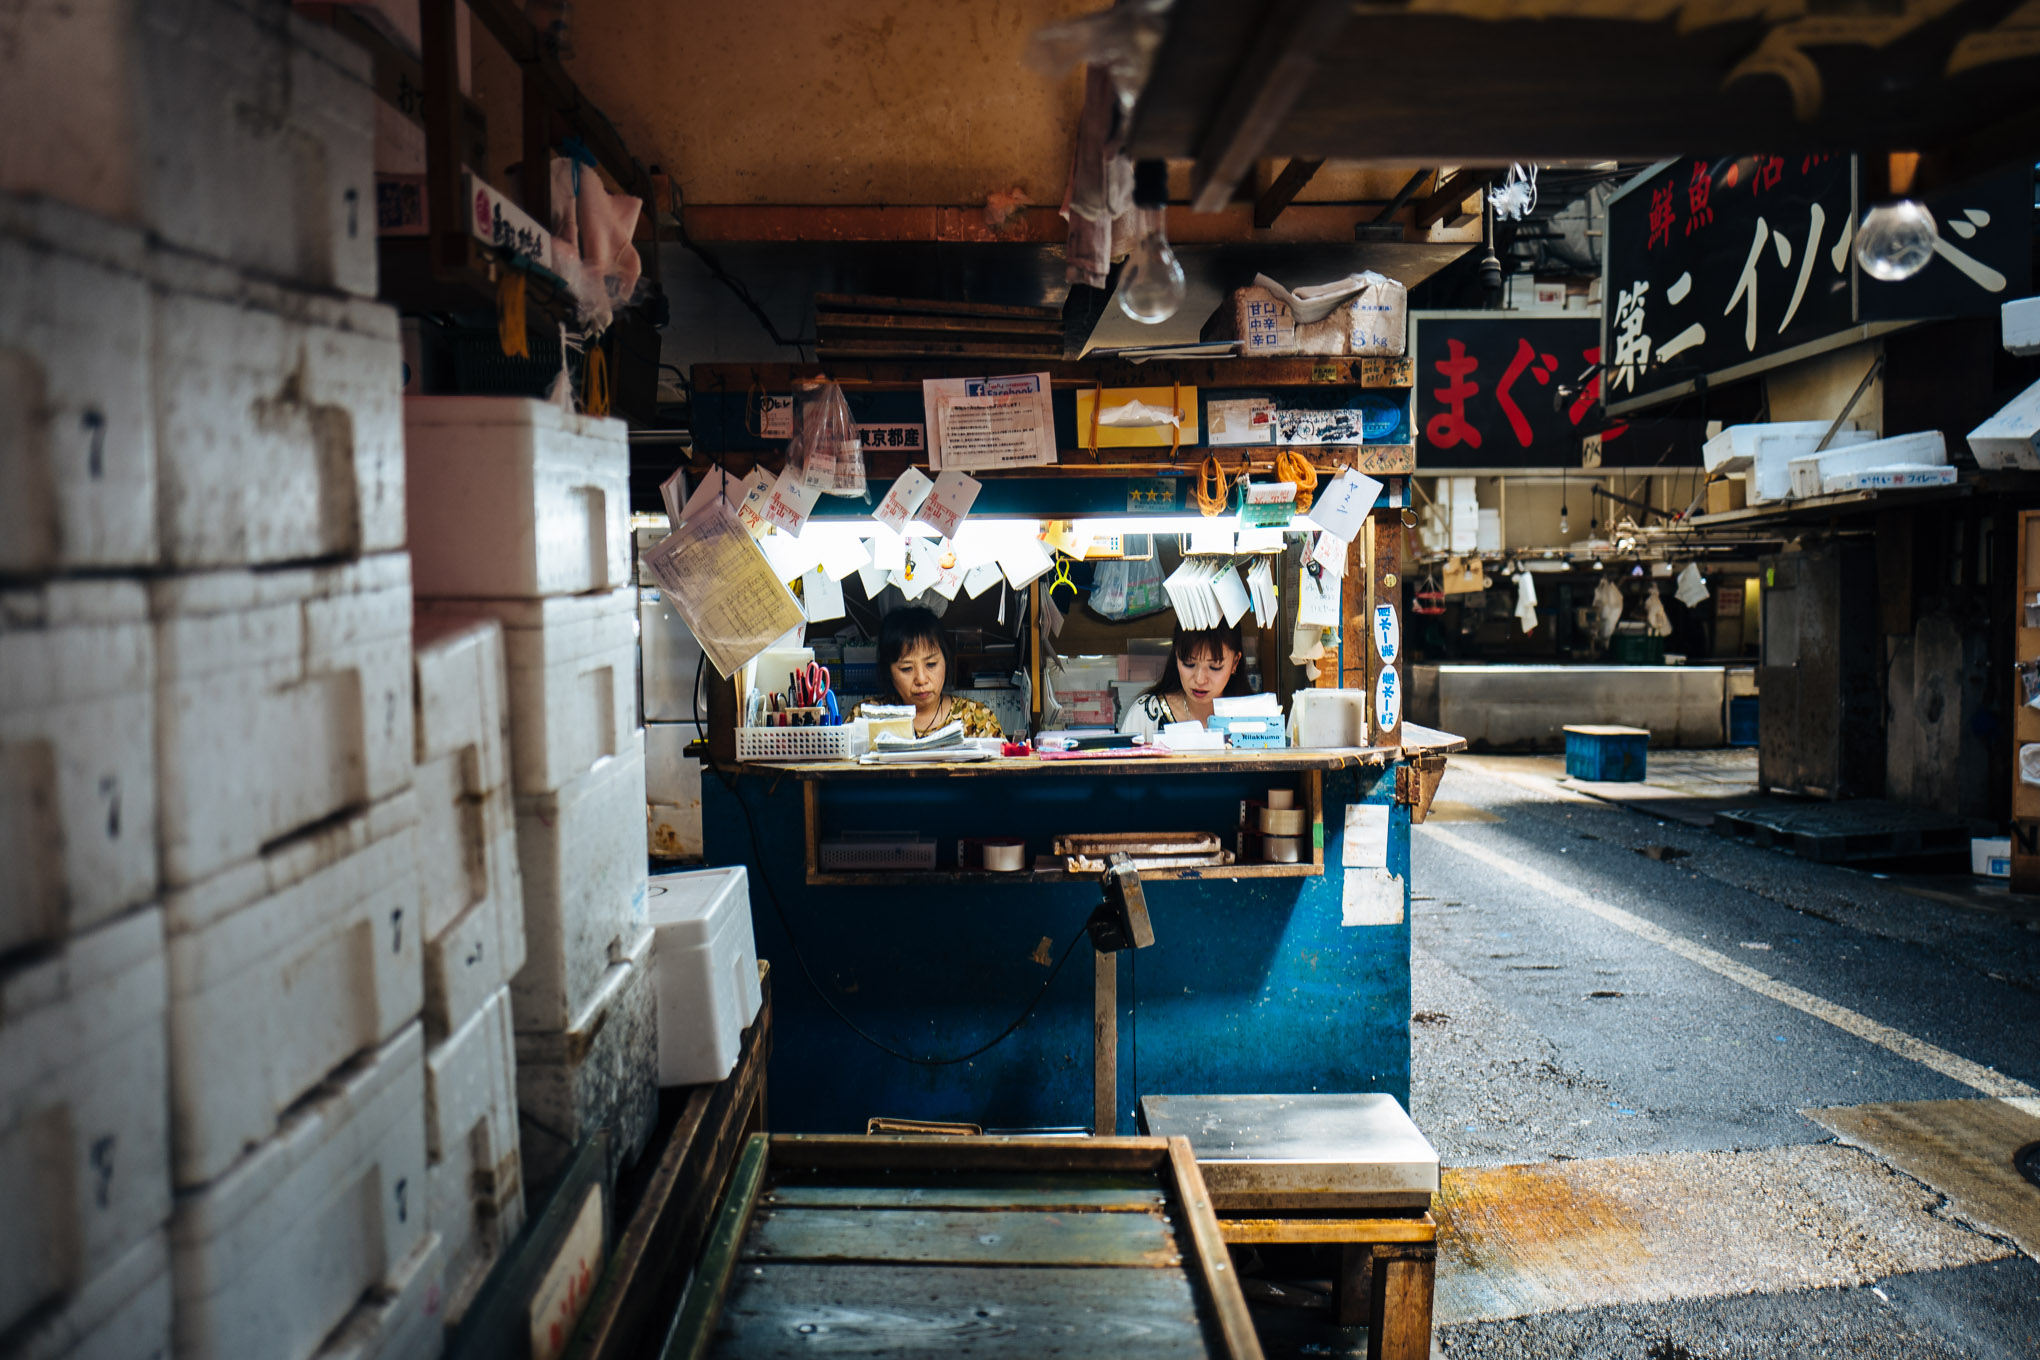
[1420,823,2039,1100]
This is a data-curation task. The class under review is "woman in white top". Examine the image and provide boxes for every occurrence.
[1119,620,1253,739]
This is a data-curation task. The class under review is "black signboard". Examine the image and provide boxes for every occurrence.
[1410,313,1613,469]
[1603,155,2030,411]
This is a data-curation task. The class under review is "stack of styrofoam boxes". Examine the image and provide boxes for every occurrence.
[1788,431,1953,496]
[637,523,708,862]
[412,620,527,1325]
[1702,421,1877,505]
[405,397,655,1192]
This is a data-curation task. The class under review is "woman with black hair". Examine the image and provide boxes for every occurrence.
[1118,620,1252,739]
[853,605,1004,738]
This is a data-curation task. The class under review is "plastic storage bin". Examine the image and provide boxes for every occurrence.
[404,397,631,598]
[646,868,764,1087]
[1728,695,1759,747]
[1564,725,1649,782]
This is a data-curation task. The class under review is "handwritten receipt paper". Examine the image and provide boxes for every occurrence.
[642,499,804,676]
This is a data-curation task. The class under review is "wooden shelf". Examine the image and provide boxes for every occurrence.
[740,748,1397,783]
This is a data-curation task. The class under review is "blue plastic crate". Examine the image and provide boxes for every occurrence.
[1564,725,1648,782]
[1728,695,1759,747]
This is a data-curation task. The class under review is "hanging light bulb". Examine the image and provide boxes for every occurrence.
[1118,160,1185,325]
[1855,199,1937,281]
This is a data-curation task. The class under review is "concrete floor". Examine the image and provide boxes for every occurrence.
[1246,753,2040,1359]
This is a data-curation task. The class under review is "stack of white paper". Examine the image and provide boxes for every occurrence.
[1247,558,1278,626]
[1163,558,1252,629]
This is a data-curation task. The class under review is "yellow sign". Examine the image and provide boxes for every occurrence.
[1075,386,1200,448]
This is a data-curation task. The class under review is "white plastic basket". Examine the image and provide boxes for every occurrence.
[736,725,861,761]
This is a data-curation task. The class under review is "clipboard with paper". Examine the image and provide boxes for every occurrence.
[640,497,806,677]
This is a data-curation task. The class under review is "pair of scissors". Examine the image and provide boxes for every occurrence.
[792,662,829,707]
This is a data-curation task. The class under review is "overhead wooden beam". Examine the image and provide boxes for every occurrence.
[1254,158,1326,229]
[1413,167,1497,230]
[1187,0,1351,214]
[677,202,1483,246]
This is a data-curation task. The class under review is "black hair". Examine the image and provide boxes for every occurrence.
[1139,621,1252,701]
[876,606,958,704]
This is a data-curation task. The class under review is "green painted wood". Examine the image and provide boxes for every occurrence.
[762,1184,1168,1212]
[741,1207,1183,1268]
[663,1134,770,1360]
[707,1263,1224,1358]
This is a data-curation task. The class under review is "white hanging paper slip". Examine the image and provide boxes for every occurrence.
[640,499,806,678]
[931,555,966,599]
[1188,526,1236,556]
[1248,558,1279,627]
[1298,564,1340,627]
[998,535,1055,589]
[761,468,821,535]
[734,468,776,539]
[963,561,1004,598]
[659,467,688,522]
[873,468,935,532]
[801,569,845,622]
[760,527,824,582]
[1310,468,1384,544]
[1212,564,1252,627]
[856,563,891,599]
[1310,530,1349,579]
[816,529,871,580]
[1236,526,1286,554]
[868,525,907,573]
[915,470,981,539]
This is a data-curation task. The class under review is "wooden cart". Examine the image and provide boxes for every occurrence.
[664,1134,1265,1359]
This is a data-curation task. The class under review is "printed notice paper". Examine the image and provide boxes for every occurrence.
[924,374,1055,471]
[1340,803,1403,926]
[641,499,805,678]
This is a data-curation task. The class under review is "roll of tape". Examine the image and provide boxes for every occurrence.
[1262,835,1300,863]
[983,840,1026,872]
[1266,789,1296,810]
[1258,806,1307,836]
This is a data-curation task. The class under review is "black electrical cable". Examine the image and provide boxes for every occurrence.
[667,180,814,357]
[724,771,1091,1066]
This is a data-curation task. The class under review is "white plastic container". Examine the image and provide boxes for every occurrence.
[152,553,414,888]
[417,588,636,796]
[640,587,706,723]
[151,276,404,567]
[1,0,376,296]
[0,579,158,954]
[427,987,523,1325]
[646,867,762,1087]
[313,1230,445,1360]
[0,909,169,1339]
[1968,377,2040,470]
[1971,836,2011,879]
[0,230,158,571]
[413,617,512,793]
[1788,431,1946,498]
[170,1023,428,1360]
[4,1231,171,1360]
[405,397,631,598]
[416,751,524,1044]
[512,737,650,1034]
[1289,688,1370,749]
[164,792,422,1189]
[514,927,656,1189]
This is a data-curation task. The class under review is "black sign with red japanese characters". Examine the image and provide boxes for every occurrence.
[1411,313,1618,469]
[1603,155,2030,410]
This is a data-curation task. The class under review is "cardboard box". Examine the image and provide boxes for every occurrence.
[1705,477,1748,515]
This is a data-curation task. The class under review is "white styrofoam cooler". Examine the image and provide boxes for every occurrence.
[0,579,158,955]
[416,751,523,1044]
[1289,689,1370,748]
[512,736,650,1034]
[170,1022,428,1360]
[0,226,158,572]
[646,867,762,1088]
[0,0,376,297]
[151,271,404,568]
[2005,296,2040,356]
[1787,431,1947,499]
[514,927,656,1189]
[427,987,523,1325]
[405,397,631,598]
[417,588,636,796]
[0,909,169,1340]
[4,1231,171,1360]
[165,792,422,1189]
[640,587,706,723]
[312,1230,445,1360]
[153,553,414,889]
[414,617,512,792]
[1968,377,2040,471]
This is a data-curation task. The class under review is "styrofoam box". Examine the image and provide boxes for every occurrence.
[1703,420,1874,476]
[152,272,404,567]
[416,752,523,1044]
[511,736,650,1034]
[171,1022,428,1360]
[514,927,656,1190]
[314,1230,445,1360]
[649,803,705,862]
[1746,428,1878,504]
[1968,377,2040,471]
[0,0,376,296]
[153,553,414,889]
[2005,296,2040,356]
[417,588,635,796]
[414,617,512,791]
[165,792,422,1189]
[0,229,158,571]
[0,908,169,1339]
[640,587,706,723]
[0,579,158,955]
[1290,688,1370,748]
[427,987,523,1325]
[1787,431,1946,499]
[405,397,630,598]
[5,1231,171,1360]
[646,868,762,1087]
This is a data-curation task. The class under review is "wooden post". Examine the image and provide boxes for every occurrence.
[419,0,466,276]
[1093,949,1117,1136]
[1367,1243,1437,1360]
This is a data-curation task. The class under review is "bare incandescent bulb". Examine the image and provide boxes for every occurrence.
[1855,200,1937,282]
[1118,159,1185,325]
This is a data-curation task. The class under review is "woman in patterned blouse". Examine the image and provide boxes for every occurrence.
[853,606,1004,738]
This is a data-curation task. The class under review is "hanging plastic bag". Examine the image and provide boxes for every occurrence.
[1644,582,1672,637]
[1592,576,1624,645]
[788,379,867,497]
[1089,555,1167,621]
[1513,569,1539,635]
[1674,560,1709,608]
